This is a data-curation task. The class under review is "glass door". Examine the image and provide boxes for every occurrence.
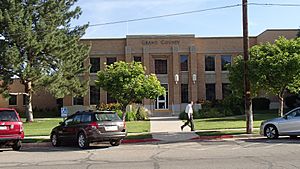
[155,84,168,109]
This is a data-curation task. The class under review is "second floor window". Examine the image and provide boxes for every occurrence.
[155,59,167,74]
[90,58,100,73]
[221,55,232,71]
[180,55,188,71]
[205,56,215,71]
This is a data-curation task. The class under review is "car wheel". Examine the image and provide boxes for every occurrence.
[51,133,61,147]
[78,132,89,149]
[264,125,279,139]
[110,139,121,146]
[12,140,21,151]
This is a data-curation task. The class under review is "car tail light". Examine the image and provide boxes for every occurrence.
[89,122,99,129]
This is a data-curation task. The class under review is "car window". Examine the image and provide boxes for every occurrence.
[95,113,121,122]
[73,115,81,124]
[64,115,75,126]
[81,114,91,123]
[0,110,19,121]
[295,109,300,117]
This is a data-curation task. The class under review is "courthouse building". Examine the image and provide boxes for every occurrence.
[0,29,298,115]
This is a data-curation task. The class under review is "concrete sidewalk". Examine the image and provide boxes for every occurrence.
[149,116,199,142]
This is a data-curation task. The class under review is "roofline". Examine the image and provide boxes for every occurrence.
[257,29,299,37]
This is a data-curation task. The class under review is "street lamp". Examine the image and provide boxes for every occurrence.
[192,73,197,84]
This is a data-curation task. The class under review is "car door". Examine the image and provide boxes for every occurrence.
[60,115,76,140]
[278,109,300,135]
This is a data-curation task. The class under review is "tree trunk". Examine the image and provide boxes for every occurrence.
[25,81,34,122]
[278,95,284,117]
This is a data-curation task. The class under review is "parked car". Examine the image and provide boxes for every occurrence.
[260,107,300,139]
[51,110,127,149]
[0,108,24,150]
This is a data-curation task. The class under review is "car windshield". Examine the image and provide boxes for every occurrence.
[0,110,19,121]
[95,113,121,122]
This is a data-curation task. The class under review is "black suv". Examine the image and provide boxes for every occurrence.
[50,111,127,149]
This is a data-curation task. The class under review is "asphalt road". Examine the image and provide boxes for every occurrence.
[1,137,300,169]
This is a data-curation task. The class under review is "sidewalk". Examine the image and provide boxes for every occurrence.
[150,116,201,142]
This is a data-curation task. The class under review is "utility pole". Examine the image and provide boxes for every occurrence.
[242,0,253,134]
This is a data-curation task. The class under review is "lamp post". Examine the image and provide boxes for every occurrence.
[192,73,197,84]
[174,74,179,84]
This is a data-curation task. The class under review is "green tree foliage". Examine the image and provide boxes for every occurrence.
[95,61,165,120]
[229,37,300,117]
[0,0,90,122]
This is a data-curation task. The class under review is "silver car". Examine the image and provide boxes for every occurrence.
[260,107,300,139]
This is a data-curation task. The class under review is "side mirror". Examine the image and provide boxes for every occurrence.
[283,115,288,120]
[59,122,65,126]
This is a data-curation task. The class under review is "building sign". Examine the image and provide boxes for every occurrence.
[142,40,180,45]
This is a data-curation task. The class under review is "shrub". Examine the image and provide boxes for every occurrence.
[98,103,122,111]
[285,94,300,109]
[135,106,148,120]
[252,97,270,110]
[125,111,136,121]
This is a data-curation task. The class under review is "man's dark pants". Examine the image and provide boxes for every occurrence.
[181,114,194,131]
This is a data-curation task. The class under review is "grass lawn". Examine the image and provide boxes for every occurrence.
[22,118,62,136]
[22,118,150,137]
[194,110,278,130]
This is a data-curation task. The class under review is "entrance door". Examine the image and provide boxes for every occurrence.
[155,84,168,109]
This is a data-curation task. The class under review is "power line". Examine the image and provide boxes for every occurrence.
[0,2,300,38]
[88,4,242,27]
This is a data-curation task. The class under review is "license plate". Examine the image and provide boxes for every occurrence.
[105,126,118,131]
[0,126,7,130]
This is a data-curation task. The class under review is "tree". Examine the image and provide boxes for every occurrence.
[95,61,165,120]
[250,37,300,117]
[229,37,300,117]
[0,0,90,122]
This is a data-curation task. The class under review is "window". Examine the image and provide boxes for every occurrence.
[107,57,117,65]
[107,93,117,103]
[206,84,216,101]
[155,59,167,74]
[180,55,188,71]
[73,97,84,105]
[222,83,231,99]
[23,94,28,106]
[81,114,92,123]
[221,55,232,71]
[73,115,81,124]
[9,94,17,105]
[133,56,142,62]
[205,56,215,71]
[181,84,189,103]
[90,58,100,73]
[90,86,100,105]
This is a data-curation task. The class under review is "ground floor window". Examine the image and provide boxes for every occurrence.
[107,93,117,103]
[181,84,189,103]
[206,84,216,101]
[9,94,17,106]
[155,84,168,109]
[90,86,100,105]
[73,97,84,105]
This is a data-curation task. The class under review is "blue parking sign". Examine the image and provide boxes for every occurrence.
[61,107,68,118]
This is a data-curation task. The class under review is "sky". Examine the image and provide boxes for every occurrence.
[71,0,300,38]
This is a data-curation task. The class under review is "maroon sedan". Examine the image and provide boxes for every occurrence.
[51,110,127,149]
[0,108,24,150]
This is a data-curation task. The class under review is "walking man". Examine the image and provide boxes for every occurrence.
[181,101,195,131]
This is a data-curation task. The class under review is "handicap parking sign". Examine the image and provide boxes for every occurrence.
[61,107,68,118]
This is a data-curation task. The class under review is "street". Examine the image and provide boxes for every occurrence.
[1,138,300,169]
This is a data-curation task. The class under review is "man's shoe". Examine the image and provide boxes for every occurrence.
[181,126,183,131]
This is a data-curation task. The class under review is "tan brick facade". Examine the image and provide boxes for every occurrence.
[0,29,298,114]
